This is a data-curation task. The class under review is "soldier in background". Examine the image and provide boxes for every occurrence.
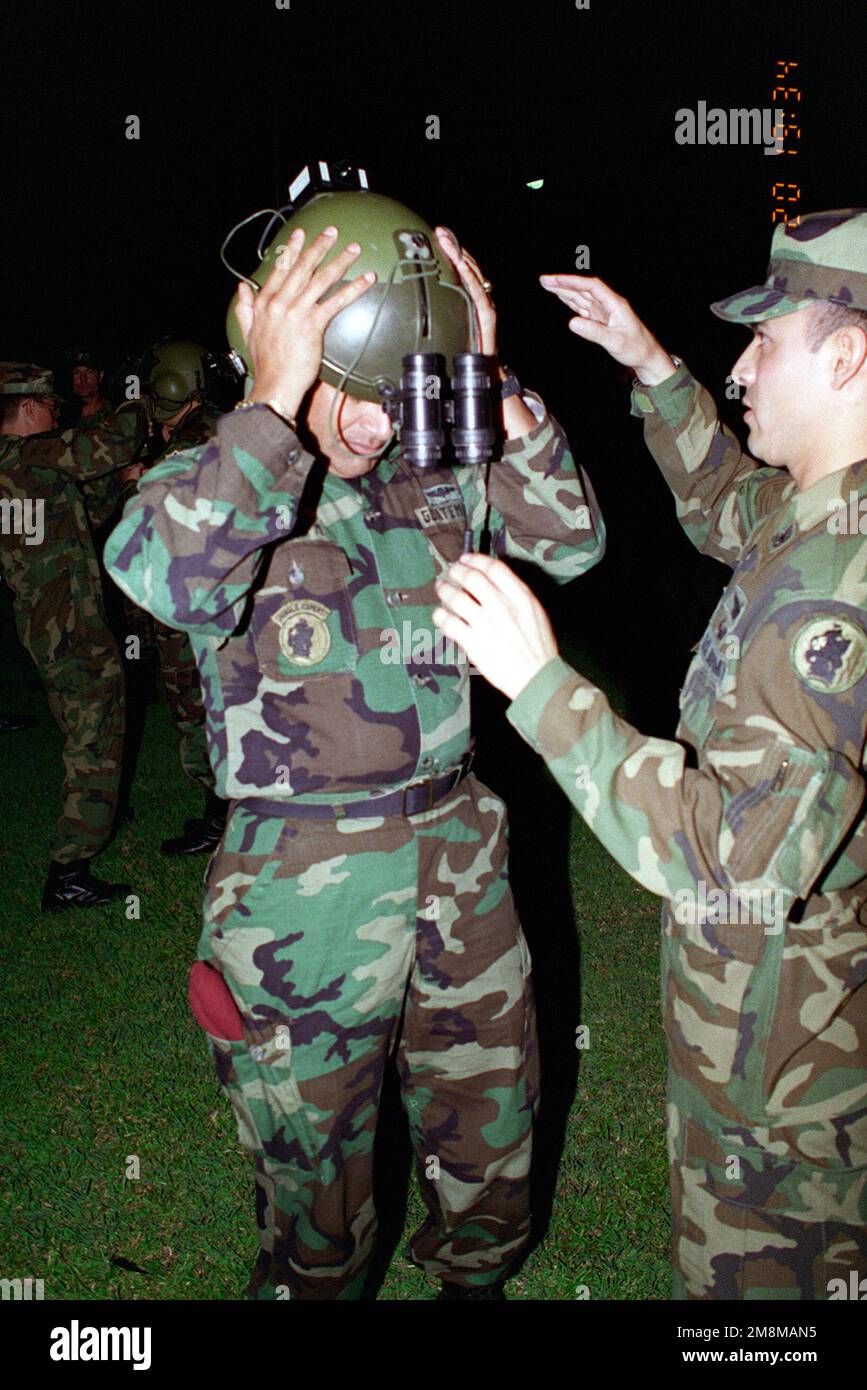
[71,350,110,425]
[121,339,229,854]
[68,349,125,533]
[0,363,145,908]
[434,209,867,1299]
[62,349,161,803]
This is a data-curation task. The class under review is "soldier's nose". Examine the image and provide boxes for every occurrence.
[729,346,754,387]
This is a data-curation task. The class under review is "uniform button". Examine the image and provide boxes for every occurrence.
[365,510,382,525]
[249,1045,265,1061]
[386,590,409,607]
[771,525,794,549]
[287,449,300,464]
[421,756,435,769]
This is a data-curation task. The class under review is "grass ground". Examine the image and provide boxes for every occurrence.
[0,623,669,1301]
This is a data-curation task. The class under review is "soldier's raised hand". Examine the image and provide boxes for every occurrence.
[539,274,675,386]
[235,226,377,418]
[435,227,497,355]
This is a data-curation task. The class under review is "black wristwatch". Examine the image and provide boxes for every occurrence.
[499,367,523,400]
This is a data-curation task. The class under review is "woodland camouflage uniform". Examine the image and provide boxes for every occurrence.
[106,389,605,1298]
[0,363,144,863]
[507,210,867,1299]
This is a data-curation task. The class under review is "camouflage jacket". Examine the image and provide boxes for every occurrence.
[83,400,223,531]
[105,393,604,803]
[148,401,224,459]
[0,411,145,631]
[78,401,125,530]
[507,364,867,1145]
[77,400,113,429]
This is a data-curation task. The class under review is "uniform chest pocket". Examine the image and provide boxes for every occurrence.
[702,585,746,693]
[679,585,747,742]
[250,539,359,679]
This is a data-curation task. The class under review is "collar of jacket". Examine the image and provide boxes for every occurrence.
[786,454,867,534]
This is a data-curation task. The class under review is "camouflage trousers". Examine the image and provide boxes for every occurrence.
[22,620,125,864]
[667,1071,867,1299]
[153,620,213,792]
[194,774,539,1300]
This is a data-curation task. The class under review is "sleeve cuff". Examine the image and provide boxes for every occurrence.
[630,361,696,426]
[506,655,584,748]
[500,389,552,457]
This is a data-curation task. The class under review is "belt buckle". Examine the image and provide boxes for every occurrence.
[401,775,437,817]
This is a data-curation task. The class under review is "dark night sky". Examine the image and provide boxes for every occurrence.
[2,0,865,723]
[2,0,862,364]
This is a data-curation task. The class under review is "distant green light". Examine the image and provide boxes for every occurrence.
[526,179,545,190]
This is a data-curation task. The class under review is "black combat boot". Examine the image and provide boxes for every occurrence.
[437,1279,508,1301]
[160,790,228,856]
[42,859,132,912]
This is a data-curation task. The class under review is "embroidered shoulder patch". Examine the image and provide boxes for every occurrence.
[790,615,867,694]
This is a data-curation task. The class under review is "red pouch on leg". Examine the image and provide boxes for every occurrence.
[188,960,245,1041]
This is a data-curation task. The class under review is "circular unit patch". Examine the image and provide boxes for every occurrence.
[790,615,867,694]
[271,599,332,667]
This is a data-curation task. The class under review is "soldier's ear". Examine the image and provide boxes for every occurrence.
[828,323,867,394]
[829,325,867,392]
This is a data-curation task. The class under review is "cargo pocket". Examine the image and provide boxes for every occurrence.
[676,1113,858,1299]
[662,892,784,1124]
[201,1013,322,1172]
[723,744,862,900]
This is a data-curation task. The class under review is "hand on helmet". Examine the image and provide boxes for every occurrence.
[435,227,497,356]
[236,226,377,418]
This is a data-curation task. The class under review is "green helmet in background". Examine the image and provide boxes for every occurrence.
[139,337,209,422]
[225,189,474,403]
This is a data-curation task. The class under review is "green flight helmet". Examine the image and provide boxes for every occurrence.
[225,191,474,403]
[140,337,209,422]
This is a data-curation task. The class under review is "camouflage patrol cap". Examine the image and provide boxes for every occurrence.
[710,209,867,323]
[66,349,103,371]
[0,362,57,395]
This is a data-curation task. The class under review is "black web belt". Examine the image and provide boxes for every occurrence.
[236,750,475,821]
